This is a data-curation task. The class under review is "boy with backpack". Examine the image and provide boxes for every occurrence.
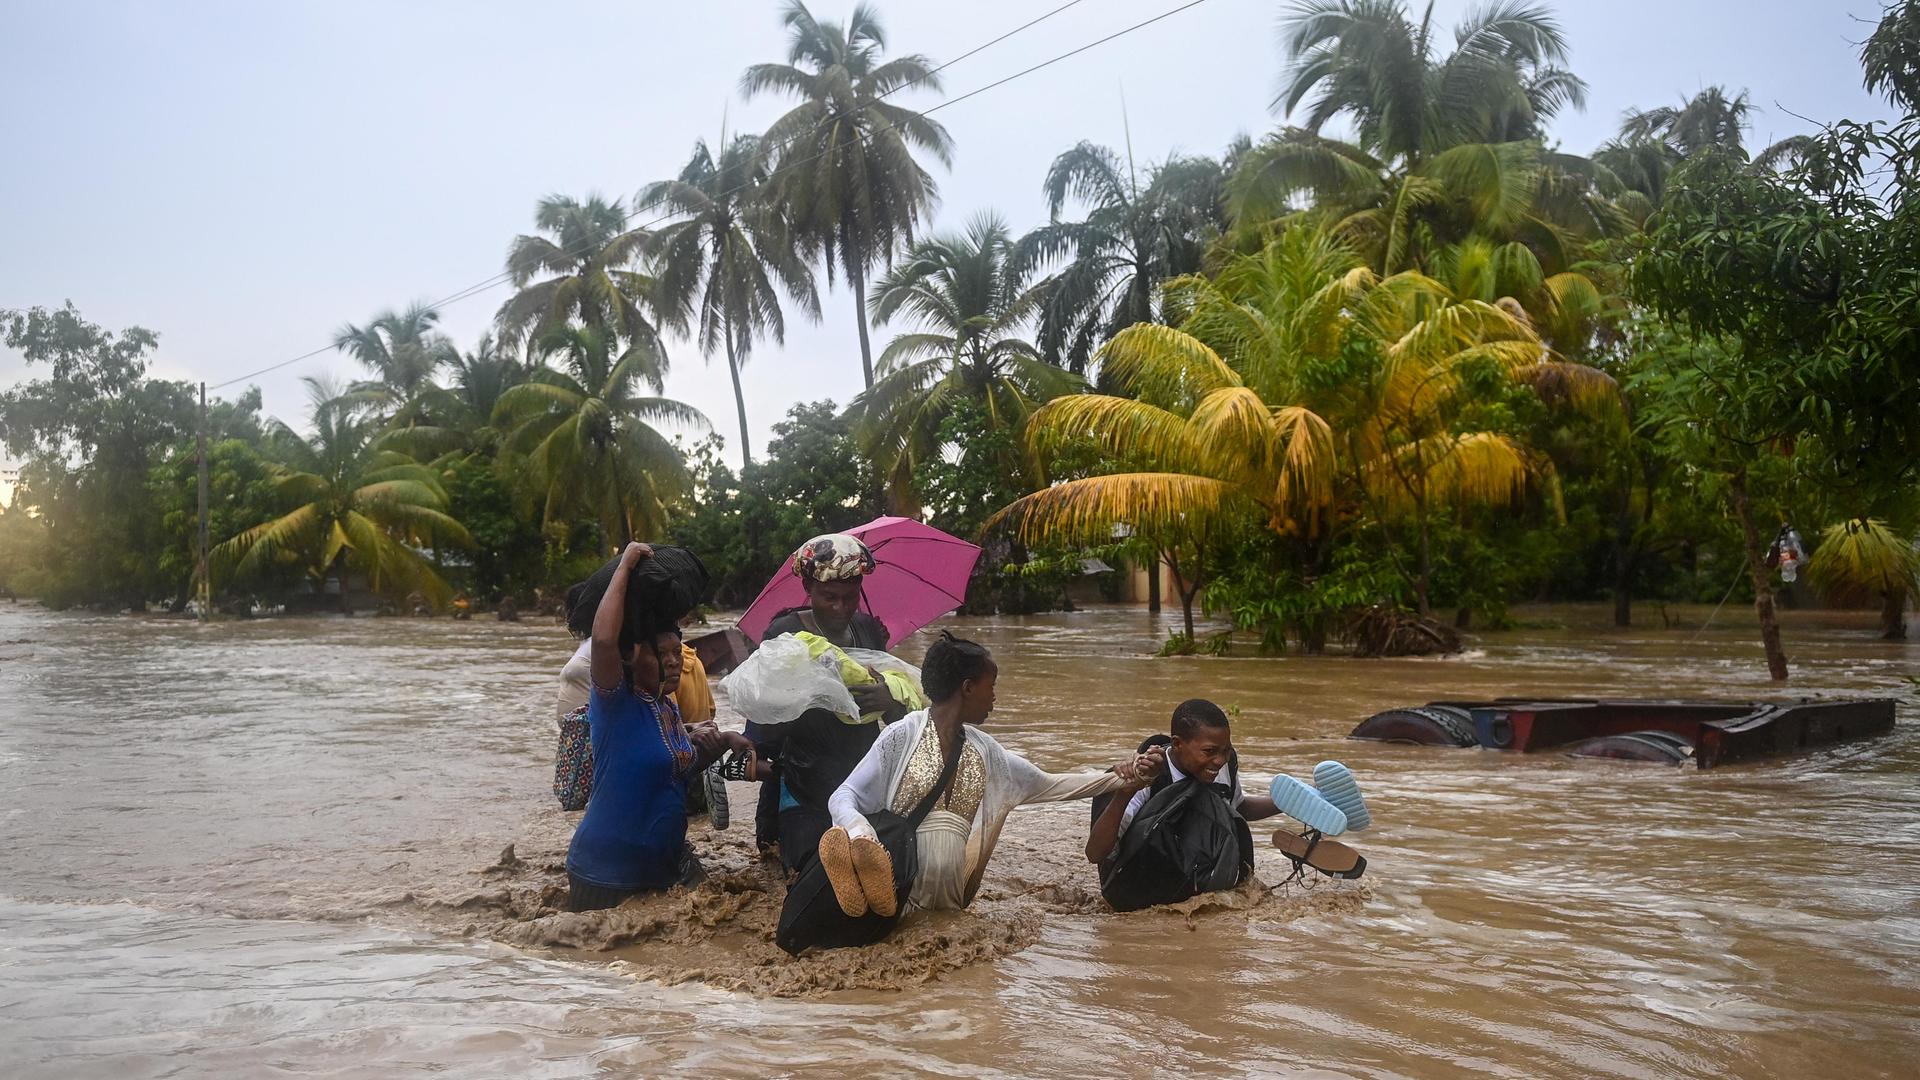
[1088,700,1370,912]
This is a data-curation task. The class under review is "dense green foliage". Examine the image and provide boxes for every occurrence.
[2,0,1915,672]
[670,400,882,606]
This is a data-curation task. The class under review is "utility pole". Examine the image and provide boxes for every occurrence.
[197,381,210,622]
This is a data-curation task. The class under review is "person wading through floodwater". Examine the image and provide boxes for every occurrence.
[565,543,751,911]
[817,633,1162,919]
[746,534,910,871]
[1087,700,1374,908]
[1084,699,1276,911]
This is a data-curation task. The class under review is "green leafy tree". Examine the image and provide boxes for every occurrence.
[0,496,49,600]
[1232,1,1626,350]
[995,226,1606,626]
[670,400,881,604]
[1862,0,1920,114]
[1632,73,1920,674]
[152,429,291,611]
[0,303,198,608]
[1594,87,1812,208]
[439,453,548,604]
[1807,518,1920,640]
[641,133,820,464]
[743,0,953,390]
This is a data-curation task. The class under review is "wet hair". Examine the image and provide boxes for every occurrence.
[565,581,590,639]
[922,631,995,702]
[1171,698,1231,739]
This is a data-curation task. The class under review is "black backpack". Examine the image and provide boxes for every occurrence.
[1096,734,1254,913]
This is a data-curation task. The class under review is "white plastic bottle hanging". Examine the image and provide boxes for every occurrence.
[1776,526,1805,584]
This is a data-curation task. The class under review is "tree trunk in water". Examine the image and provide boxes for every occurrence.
[1611,513,1636,628]
[1180,583,1196,641]
[1728,469,1789,681]
[1882,590,1908,640]
[1414,512,1432,618]
[724,329,752,466]
[1146,554,1161,614]
[1611,537,1637,627]
[850,265,875,391]
[1611,456,1643,628]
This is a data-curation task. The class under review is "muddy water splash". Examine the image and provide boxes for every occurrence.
[1,604,1917,1077]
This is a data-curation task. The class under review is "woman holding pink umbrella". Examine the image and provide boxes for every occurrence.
[743,533,913,872]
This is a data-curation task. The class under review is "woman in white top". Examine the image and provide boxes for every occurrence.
[820,633,1162,916]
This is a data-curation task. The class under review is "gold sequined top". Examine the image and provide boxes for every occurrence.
[890,724,986,821]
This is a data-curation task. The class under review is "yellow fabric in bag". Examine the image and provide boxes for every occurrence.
[791,630,929,723]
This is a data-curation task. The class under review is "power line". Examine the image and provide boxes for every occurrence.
[923,0,1211,117]
[405,0,1096,317]
[208,0,1211,392]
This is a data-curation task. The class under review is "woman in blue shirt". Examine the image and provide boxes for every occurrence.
[567,542,751,911]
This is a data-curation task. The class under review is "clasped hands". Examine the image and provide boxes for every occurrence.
[1114,746,1168,790]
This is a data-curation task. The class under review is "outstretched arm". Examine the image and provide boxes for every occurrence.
[589,542,651,692]
[1240,793,1279,822]
[1013,746,1165,807]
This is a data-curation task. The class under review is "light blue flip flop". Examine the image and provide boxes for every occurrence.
[1312,760,1371,832]
[1268,774,1348,835]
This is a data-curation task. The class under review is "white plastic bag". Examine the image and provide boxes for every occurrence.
[843,648,922,688]
[720,635,859,727]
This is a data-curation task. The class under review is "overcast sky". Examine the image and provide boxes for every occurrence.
[1,0,1902,474]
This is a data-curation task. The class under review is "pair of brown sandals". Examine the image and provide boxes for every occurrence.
[1270,829,1367,881]
[818,825,899,917]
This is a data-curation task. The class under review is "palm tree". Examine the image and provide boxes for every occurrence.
[1596,87,1812,205]
[1015,144,1227,374]
[742,0,953,391]
[492,325,707,549]
[443,333,527,455]
[1228,130,1627,354]
[993,226,1609,624]
[1619,86,1752,157]
[1808,518,1920,640]
[640,133,820,465]
[849,211,1082,500]
[1277,0,1586,166]
[495,194,664,363]
[332,302,459,423]
[1241,1,1632,334]
[214,379,473,609]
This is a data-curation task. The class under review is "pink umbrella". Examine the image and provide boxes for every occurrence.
[736,516,982,650]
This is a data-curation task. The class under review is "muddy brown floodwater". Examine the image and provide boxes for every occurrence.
[1,602,1916,1078]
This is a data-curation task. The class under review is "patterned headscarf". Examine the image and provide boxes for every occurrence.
[793,533,875,582]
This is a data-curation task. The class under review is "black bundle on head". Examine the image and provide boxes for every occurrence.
[565,546,711,647]
[922,630,994,702]
[1171,698,1231,739]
